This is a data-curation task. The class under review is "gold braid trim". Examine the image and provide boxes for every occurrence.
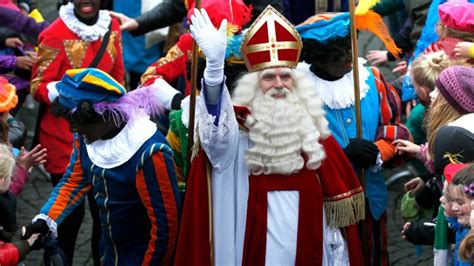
[140,44,185,84]
[30,44,60,97]
[324,189,365,228]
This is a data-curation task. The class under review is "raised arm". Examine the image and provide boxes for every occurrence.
[130,0,186,36]
[190,8,239,169]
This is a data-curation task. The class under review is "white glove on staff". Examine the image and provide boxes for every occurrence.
[189,8,227,87]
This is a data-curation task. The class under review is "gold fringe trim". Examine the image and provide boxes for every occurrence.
[324,191,365,228]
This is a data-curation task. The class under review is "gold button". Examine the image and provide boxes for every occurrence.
[347,118,352,124]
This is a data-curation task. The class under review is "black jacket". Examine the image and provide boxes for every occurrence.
[130,0,284,36]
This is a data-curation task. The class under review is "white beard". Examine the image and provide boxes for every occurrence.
[245,88,326,175]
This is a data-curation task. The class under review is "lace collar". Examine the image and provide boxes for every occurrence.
[59,2,111,41]
[86,115,157,169]
[297,59,371,110]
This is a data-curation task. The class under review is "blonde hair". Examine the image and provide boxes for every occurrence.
[0,143,15,182]
[425,95,462,159]
[437,23,474,42]
[411,51,451,92]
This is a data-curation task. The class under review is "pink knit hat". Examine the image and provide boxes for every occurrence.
[435,66,474,114]
[438,0,474,32]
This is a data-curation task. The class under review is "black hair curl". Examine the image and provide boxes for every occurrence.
[50,98,106,125]
[300,35,352,65]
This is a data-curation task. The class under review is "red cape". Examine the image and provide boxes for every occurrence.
[174,136,364,266]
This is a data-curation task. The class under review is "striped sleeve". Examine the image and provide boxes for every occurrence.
[40,135,92,224]
[135,144,180,266]
[371,67,412,161]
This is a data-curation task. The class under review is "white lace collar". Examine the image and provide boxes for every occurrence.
[86,115,157,169]
[59,2,111,42]
[297,59,371,110]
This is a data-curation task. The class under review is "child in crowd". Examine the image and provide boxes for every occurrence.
[403,51,451,194]
[458,165,474,263]
[424,0,474,59]
[1,76,47,194]
[1,143,41,266]
[445,164,474,265]
[393,66,473,173]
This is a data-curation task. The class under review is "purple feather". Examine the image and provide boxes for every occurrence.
[92,85,165,127]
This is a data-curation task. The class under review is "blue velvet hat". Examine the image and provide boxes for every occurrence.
[55,68,163,126]
[296,13,351,43]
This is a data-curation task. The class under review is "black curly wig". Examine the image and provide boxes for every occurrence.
[300,35,352,65]
[50,98,107,125]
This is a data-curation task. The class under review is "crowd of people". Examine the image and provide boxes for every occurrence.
[1,0,474,265]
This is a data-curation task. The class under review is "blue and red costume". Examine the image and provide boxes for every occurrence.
[39,130,180,265]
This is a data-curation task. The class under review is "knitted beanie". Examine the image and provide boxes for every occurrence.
[435,66,474,114]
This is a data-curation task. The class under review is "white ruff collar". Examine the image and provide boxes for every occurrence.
[297,59,371,110]
[86,115,157,169]
[59,2,111,41]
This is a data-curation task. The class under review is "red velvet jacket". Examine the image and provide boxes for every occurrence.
[141,33,193,95]
[30,17,124,174]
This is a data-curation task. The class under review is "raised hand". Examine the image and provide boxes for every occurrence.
[367,50,388,66]
[109,11,138,31]
[404,177,424,194]
[392,139,420,157]
[16,144,47,171]
[5,37,23,48]
[189,8,227,68]
[392,61,407,75]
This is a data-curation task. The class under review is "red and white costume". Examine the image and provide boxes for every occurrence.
[175,6,365,266]
[30,3,124,174]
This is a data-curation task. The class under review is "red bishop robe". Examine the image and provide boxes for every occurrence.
[175,132,365,266]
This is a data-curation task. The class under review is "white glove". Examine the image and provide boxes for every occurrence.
[189,8,227,86]
[147,78,181,110]
[46,81,59,103]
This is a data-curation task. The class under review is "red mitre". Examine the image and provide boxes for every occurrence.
[241,5,302,72]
